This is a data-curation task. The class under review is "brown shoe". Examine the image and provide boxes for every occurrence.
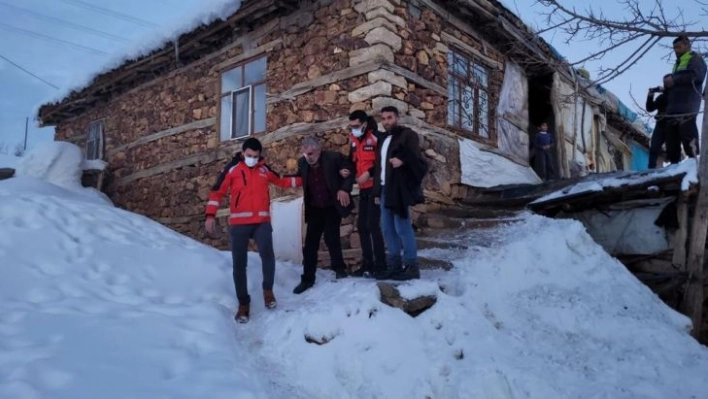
[263,290,277,309]
[235,304,249,323]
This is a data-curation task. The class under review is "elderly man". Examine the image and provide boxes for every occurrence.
[291,136,355,294]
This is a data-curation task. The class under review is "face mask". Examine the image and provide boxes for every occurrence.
[244,156,259,168]
[351,128,364,138]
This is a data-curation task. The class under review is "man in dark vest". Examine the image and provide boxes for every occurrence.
[340,110,387,278]
[291,136,355,294]
[663,35,707,163]
[373,106,428,281]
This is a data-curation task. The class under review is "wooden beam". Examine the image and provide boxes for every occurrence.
[440,32,502,70]
[261,117,349,145]
[210,39,283,73]
[672,194,689,269]
[381,62,448,97]
[106,118,216,157]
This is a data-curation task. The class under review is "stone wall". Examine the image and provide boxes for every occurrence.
[53,0,512,268]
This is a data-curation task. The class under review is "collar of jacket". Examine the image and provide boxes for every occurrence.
[673,51,694,72]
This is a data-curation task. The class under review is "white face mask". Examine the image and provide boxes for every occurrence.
[244,156,259,168]
[351,128,364,138]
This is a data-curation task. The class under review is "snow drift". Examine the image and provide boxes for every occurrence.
[1,161,707,397]
[0,153,19,169]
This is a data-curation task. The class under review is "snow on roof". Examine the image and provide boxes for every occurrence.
[43,0,243,107]
[531,159,698,205]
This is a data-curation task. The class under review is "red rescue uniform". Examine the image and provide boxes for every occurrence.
[349,129,378,190]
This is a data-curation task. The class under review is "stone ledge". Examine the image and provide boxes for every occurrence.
[348,81,393,103]
[352,17,396,37]
[364,26,402,52]
[354,0,395,14]
[349,44,395,66]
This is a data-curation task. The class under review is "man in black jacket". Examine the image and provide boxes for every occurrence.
[292,136,355,294]
[646,77,670,169]
[373,106,428,281]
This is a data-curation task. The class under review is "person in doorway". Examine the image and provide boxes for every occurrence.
[663,35,707,163]
[339,110,387,278]
[534,122,555,181]
[204,138,301,324]
[646,77,670,169]
[373,106,428,281]
[291,136,355,294]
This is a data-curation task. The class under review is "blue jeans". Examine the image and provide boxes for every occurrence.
[380,193,418,265]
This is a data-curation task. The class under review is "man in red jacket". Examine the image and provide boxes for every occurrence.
[341,110,387,278]
[204,138,301,323]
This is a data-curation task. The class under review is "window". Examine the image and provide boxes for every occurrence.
[219,57,267,141]
[86,120,104,160]
[446,50,491,139]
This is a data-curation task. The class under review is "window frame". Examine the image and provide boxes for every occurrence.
[218,56,267,141]
[85,120,104,160]
[446,48,494,144]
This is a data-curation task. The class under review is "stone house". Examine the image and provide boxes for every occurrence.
[37,0,650,265]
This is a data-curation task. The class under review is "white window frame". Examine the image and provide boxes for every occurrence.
[86,120,104,160]
[219,57,267,142]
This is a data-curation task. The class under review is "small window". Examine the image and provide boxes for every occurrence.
[219,57,267,141]
[446,50,491,140]
[86,121,104,160]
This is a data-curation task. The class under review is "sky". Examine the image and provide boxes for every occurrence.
[0,0,704,154]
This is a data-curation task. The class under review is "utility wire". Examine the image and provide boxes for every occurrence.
[59,0,157,28]
[0,23,108,56]
[0,53,59,89]
[0,2,130,43]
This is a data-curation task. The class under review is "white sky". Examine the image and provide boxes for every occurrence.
[0,0,703,152]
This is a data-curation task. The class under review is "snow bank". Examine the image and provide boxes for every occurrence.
[0,153,19,168]
[459,138,541,188]
[532,159,698,204]
[14,141,112,205]
[43,0,243,107]
[2,171,708,398]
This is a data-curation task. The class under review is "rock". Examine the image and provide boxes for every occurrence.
[409,108,426,119]
[351,17,395,37]
[417,50,430,65]
[329,83,341,91]
[364,27,402,52]
[372,97,409,113]
[420,102,434,110]
[435,42,449,54]
[354,0,395,14]
[377,282,437,317]
[347,81,392,103]
[305,333,337,345]
[307,65,322,80]
[365,7,406,27]
[349,44,395,66]
[0,168,15,180]
[431,33,441,41]
[368,69,407,90]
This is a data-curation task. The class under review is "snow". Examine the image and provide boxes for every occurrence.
[459,138,542,188]
[13,141,112,205]
[2,172,708,397]
[43,0,243,107]
[532,159,699,204]
[0,153,19,168]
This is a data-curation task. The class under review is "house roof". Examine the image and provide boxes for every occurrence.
[37,0,649,143]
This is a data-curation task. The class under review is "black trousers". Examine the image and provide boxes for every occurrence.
[358,188,386,271]
[302,206,345,282]
[228,223,275,306]
[534,149,554,181]
[648,121,667,169]
[665,115,699,164]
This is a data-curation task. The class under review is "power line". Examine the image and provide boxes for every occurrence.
[0,53,59,89]
[59,0,158,28]
[0,2,130,43]
[0,23,108,56]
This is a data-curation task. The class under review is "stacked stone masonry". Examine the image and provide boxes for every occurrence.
[54,0,508,266]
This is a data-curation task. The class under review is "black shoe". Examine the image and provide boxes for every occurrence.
[293,280,314,294]
[350,268,366,278]
[391,264,420,281]
[375,267,399,280]
[335,270,348,279]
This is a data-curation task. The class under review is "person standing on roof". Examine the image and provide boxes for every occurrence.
[204,138,301,324]
[646,76,671,169]
[663,35,707,163]
[339,110,387,278]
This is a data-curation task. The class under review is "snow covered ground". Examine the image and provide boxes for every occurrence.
[0,153,19,168]
[1,143,708,398]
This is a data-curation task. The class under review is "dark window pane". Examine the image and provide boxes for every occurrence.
[232,88,251,139]
[253,84,267,133]
[221,67,242,93]
[244,57,267,85]
[220,95,232,141]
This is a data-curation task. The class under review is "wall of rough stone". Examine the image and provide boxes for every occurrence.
[52,0,513,267]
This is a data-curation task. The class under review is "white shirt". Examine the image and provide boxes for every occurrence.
[380,135,392,186]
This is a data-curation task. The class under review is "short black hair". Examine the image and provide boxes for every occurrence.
[242,137,263,153]
[663,73,672,79]
[673,35,690,45]
[381,106,399,116]
[349,110,368,123]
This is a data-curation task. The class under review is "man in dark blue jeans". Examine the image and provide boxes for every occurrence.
[372,106,428,281]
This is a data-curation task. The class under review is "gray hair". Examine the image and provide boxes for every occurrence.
[301,136,322,149]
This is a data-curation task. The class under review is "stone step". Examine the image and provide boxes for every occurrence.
[417,213,521,230]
